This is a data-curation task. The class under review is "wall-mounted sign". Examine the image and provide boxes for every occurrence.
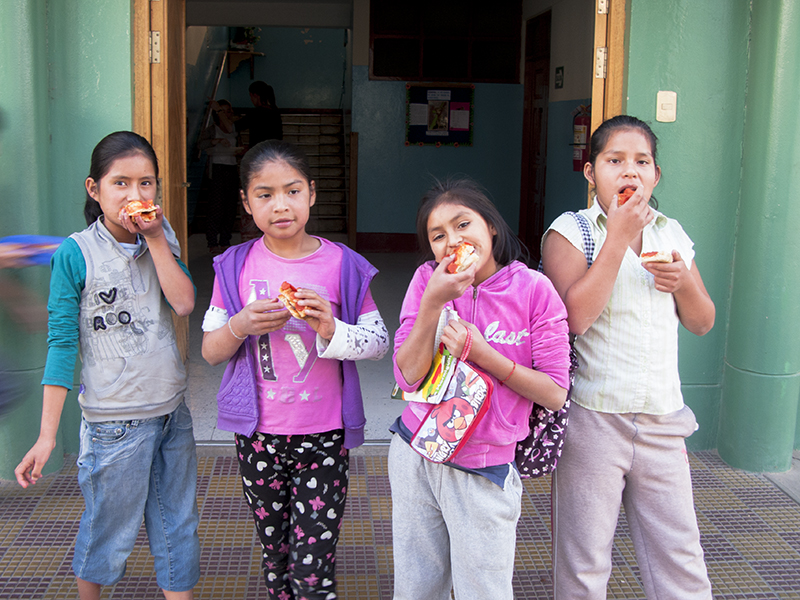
[405,83,474,147]
[555,66,564,89]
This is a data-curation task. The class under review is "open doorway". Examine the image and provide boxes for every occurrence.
[181,21,375,442]
[185,26,354,250]
[519,0,623,257]
[177,5,415,445]
[518,11,551,263]
[134,0,626,444]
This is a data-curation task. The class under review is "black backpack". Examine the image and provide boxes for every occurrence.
[516,212,594,478]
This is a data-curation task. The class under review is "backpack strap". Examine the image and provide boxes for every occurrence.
[569,211,595,267]
[538,211,595,271]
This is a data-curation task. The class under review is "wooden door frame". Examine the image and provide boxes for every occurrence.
[133,0,190,360]
[588,0,626,206]
[591,0,627,132]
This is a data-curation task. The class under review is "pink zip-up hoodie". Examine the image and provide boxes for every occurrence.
[393,260,571,469]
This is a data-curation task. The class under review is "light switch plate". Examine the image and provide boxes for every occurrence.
[656,91,677,122]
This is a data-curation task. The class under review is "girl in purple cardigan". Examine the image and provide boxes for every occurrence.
[390,177,572,600]
[201,140,388,600]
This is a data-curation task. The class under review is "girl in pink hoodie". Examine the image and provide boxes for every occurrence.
[390,177,572,600]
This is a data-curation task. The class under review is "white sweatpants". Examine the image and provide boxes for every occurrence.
[388,435,523,600]
[552,403,713,600]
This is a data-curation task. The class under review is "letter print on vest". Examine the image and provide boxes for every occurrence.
[84,275,149,363]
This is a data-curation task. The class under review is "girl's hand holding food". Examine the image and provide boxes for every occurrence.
[422,254,477,310]
[293,288,336,340]
[231,299,292,337]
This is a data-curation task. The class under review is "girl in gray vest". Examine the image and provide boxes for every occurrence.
[15,131,201,600]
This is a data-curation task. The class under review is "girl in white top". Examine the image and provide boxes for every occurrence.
[541,115,715,600]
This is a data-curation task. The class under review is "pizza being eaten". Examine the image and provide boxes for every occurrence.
[640,250,674,264]
[119,200,157,222]
[617,187,636,206]
[446,242,480,274]
[278,281,308,319]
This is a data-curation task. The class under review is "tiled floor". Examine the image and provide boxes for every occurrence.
[1,447,799,599]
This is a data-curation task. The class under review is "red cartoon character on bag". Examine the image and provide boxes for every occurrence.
[431,397,476,443]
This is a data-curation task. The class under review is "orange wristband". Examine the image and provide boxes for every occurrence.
[499,360,516,386]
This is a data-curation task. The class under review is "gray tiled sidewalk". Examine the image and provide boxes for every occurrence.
[1,446,799,599]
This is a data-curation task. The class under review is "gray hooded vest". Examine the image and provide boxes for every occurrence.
[70,218,187,421]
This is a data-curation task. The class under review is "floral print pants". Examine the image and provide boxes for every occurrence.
[236,429,349,600]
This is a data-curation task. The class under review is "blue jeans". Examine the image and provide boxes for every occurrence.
[73,400,200,591]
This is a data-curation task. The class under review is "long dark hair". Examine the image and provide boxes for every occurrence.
[83,131,159,226]
[416,176,528,267]
[249,81,278,109]
[587,115,659,208]
[239,139,314,194]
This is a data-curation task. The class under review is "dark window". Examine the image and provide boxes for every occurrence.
[370,0,521,83]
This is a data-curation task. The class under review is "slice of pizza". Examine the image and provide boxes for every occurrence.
[640,250,674,264]
[119,200,158,222]
[278,281,308,318]
[617,187,636,206]
[446,242,480,274]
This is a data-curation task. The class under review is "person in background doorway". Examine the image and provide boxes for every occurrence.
[201,99,242,255]
[236,81,283,240]
[238,80,283,148]
[541,115,715,600]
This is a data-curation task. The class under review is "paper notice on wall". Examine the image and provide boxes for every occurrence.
[409,103,428,126]
[427,90,451,102]
[449,102,470,131]
[427,100,449,134]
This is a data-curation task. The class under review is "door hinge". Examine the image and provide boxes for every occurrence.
[598,0,609,14]
[595,47,608,78]
[150,31,161,64]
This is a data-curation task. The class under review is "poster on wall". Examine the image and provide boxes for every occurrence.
[405,84,474,147]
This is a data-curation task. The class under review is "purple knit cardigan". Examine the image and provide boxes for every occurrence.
[211,239,378,449]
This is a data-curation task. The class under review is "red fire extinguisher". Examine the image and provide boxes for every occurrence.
[572,105,591,171]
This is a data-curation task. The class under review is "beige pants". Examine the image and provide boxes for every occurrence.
[552,403,713,600]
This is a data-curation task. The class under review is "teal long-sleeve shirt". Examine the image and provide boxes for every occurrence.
[42,237,193,389]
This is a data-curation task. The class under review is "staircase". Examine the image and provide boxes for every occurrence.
[281,109,350,242]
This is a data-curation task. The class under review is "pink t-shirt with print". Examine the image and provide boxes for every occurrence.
[209,237,376,435]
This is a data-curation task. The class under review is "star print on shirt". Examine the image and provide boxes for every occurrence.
[267,389,276,400]
[258,333,277,382]
[300,390,310,401]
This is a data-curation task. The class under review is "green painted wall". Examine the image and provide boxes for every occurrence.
[718,0,800,471]
[625,0,750,449]
[0,0,133,480]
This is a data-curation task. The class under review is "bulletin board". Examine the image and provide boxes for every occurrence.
[405,83,474,147]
